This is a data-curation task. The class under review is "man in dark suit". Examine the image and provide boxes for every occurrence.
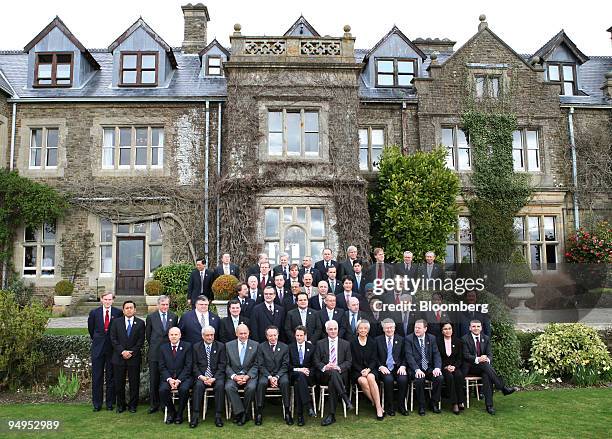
[285,292,322,344]
[405,319,443,416]
[236,282,257,318]
[145,295,177,414]
[213,253,240,281]
[421,292,455,339]
[288,326,317,425]
[300,272,317,299]
[365,247,395,285]
[159,327,193,424]
[257,262,275,291]
[318,294,345,339]
[383,292,418,336]
[350,259,366,296]
[326,266,342,296]
[250,287,286,343]
[461,319,516,415]
[273,253,290,280]
[284,281,301,311]
[110,300,145,413]
[376,318,409,416]
[255,326,293,425]
[246,253,268,279]
[342,297,378,341]
[299,256,321,286]
[335,277,368,312]
[88,292,122,412]
[246,276,264,304]
[191,325,226,428]
[338,245,358,280]
[314,320,353,426]
[178,295,220,345]
[417,251,446,282]
[220,299,250,343]
[188,258,214,308]
[309,280,328,311]
[273,273,290,305]
[394,251,418,290]
[225,324,259,426]
[458,290,491,338]
[314,248,338,281]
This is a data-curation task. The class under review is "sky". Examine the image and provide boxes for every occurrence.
[0,0,610,55]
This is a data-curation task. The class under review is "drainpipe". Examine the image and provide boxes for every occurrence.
[567,107,580,230]
[216,102,222,260]
[3,103,17,288]
[204,101,210,262]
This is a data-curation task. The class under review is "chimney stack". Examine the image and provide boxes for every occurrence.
[181,3,210,54]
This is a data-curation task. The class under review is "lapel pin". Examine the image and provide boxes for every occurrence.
[249,346,252,350]
[180,346,183,351]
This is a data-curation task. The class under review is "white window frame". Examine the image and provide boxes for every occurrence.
[101,126,164,170]
[512,128,540,172]
[446,215,474,270]
[441,125,471,171]
[29,127,59,170]
[514,215,559,271]
[23,222,56,277]
[267,109,320,158]
[359,127,385,172]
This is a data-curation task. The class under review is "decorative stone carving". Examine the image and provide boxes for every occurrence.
[300,40,341,56]
[244,40,286,55]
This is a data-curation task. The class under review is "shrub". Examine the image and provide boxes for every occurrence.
[48,370,80,399]
[530,323,612,382]
[212,275,239,300]
[37,335,91,364]
[145,279,164,296]
[565,221,612,264]
[153,263,194,313]
[5,277,35,306]
[505,250,534,284]
[54,280,74,296]
[0,290,50,389]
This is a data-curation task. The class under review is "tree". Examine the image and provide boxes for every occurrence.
[369,146,460,262]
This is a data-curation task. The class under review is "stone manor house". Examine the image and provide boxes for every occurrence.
[0,4,610,297]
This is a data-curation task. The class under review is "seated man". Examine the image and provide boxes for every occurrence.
[159,327,193,424]
[191,325,226,428]
[404,319,443,416]
[314,320,353,426]
[376,318,409,416]
[461,319,516,415]
[288,326,316,426]
[255,326,292,426]
[225,323,259,426]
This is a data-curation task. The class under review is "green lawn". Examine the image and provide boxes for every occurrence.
[44,328,89,336]
[0,388,610,438]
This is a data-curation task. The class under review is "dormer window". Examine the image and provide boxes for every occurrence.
[34,52,72,87]
[474,75,500,98]
[547,62,576,96]
[120,52,158,86]
[206,56,222,76]
[375,58,417,87]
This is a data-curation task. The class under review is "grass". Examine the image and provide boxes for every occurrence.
[44,328,89,336]
[0,388,611,438]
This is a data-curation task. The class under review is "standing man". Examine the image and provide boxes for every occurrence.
[236,282,257,318]
[250,287,286,343]
[145,295,177,414]
[225,324,259,426]
[314,248,338,281]
[301,273,316,298]
[255,326,293,426]
[178,296,220,345]
[288,326,317,426]
[341,297,377,341]
[395,251,418,289]
[88,291,122,412]
[258,262,274,291]
[376,318,409,416]
[299,256,321,286]
[188,258,213,308]
[309,280,328,311]
[314,320,353,426]
[350,259,366,296]
[110,300,145,413]
[318,294,345,339]
[284,292,322,344]
[365,247,395,285]
[214,253,240,280]
[247,275,263,304]
[338,245,359,279]
[273,253,291,280]
[246,253,268,279]
[219,299,250,343]
[273,273,289,305]
[418,251,445,281]
[335,276,367,312]
[326,266,342,296]
[191,325,226,428]
[159,327,193,424]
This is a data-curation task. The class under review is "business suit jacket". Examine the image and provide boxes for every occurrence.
[335,291,368,312]
[437,337,463,370]
[350,273,367,296]
[338,259,357,280]
[404,333,442,373]
[145,310,178,362]
[380,291,417,336]
[326,279,343,296]
[159,340,193,383]
[461,332,493,367]
[318,307,346,338]
[250,302,286,343]
[225,338,259,379]
[309,294,326,311]
[256,273,275,290]
[192,340,226,382]
[364,262,395,284]
[350,336,378,380]
[219,315,250,343]
[284,307,323,344]
[314,337,352,374]
[110,316,145,366]
[421,309,456,338]
[213,264,240,280]
[417,263,446,281]
[459,311,491,338]
[375,334,406,370]
[238,297,257,318]
[188,268,214,303]
[298,267,321,286]
[273,264,291,280]
[394,263,418,279]
[288,341,315,371]
[246,264,261,279]
[257,341,289,379]
[88,306,123,359]
[314,259,338,281]
[177,310,220,345]
[341,310,378,341]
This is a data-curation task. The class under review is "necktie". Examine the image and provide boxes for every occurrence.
[427,265,433,278]
[233,318,239,330]
[172,345,177,357]
[127,318,132,337]
[356,275,360,289]
[476,337,481,356]
[325,262,329,269]
[278,289,283,301]
[205,345,212,377]
[345,293,350,305]
[395,294,400,305]
[104,309,110,332]
[386,337,394,370]
[268,304,273,314]
[330,341,337,365]
[351,313,356,333]
[270,344,276,353]
[239,342,246,365]
[377,263,383,279]
[330,281,335,292]
[240,298,244,305]
[200,271,205,294]
[301,310,306,326]
[161,312,167,331]
[261,276,266,290]
[299,345,304,365]
[307,287,311,297]
[420,338,428,370]
[200,312,206,328]
[403,312,409,334]
[435,310,441,321]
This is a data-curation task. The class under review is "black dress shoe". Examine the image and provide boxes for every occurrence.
[486,406,496,415]
[148,407,159,414]
[215,416,224,427]
[128,407,137,413]
[93,407,101,412]
[232,413,241,424]
[106,406,113,411]
[189,419,198,428]
[387,410,395,416]
[237,412,248,426]
[342,394,353,411]
[459,403,465,411]
[116,407,125,413]
[503,386,517,396]
[308,408,316,417]
[255,413,263,425]
[399,407,409,416]
[376,412,385,421]
[321,414,336,426]
[285,412,294,425]
[165,416,174,424]
[297,415,305,426]
[418,407,426,416]
[432,405,441,414]
[174,417,183,424]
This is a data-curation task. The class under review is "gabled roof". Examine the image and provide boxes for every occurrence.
[108,18,177,68]
[607,26,612,32]
[362,26,426,62]
[530,30,589,65]
[284,16,320,37]
[198,39,230,60]
[23,16,100,69]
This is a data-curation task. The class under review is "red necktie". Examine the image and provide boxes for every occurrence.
[172,345,177,357]
[377,264,383,279]
[436,311,441,321]
[261,276,266,289]
[104,309,110,332]
[395,294,400,305]
[476,338,481,356]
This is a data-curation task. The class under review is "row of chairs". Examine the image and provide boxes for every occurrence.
[165,376,483,422]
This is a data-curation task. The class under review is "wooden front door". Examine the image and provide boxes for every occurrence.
[115,237,145,295]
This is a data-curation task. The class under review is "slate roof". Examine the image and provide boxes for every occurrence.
[530,30,589,65]
[0,69,14,96]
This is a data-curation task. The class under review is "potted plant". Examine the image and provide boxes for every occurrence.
[211,275,239,318]
[54,280,74,306]
[145,279,164,306]
[505,250,537,310]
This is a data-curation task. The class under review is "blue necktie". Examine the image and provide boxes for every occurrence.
[161,313,167,331]
[299,345,304,365]
[127,319,132,337]
[420,338,428,370]
[351,313,356,333]
[239,342,246,365]
[205,345,213,377]
[386,338,394,370]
